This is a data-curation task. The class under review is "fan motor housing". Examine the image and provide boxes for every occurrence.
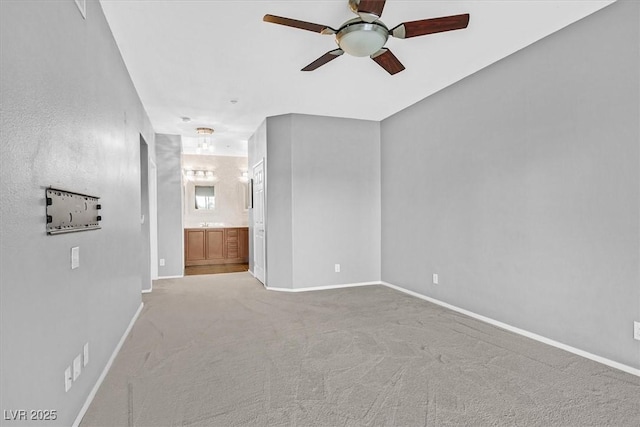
[336,19,389,57]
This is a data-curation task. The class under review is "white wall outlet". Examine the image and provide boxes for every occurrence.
[64,366,72,392]
[83,343,89,367]
[634,321,640,341]
[432,273,439,285]
[334,264,341,273]
[71,247,80,269]
[73,354,82,381]
[159,258,165,267]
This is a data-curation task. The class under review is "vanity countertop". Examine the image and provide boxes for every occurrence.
[184,225,248,230]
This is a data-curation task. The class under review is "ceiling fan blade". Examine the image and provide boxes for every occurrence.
[263,14,335,35]
[390,14,470,39]
[301,49,344,71]
[355,0,386,21]
[371,48,405,75]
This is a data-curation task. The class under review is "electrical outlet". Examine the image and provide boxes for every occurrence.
[634,321,640,341]
[432,273,439,285]
[73,354,82,381]
[159,258,165,267]
[64,367,72,392]
[71,247,80,269]
[83,343,89,367]
[334,264,340,273]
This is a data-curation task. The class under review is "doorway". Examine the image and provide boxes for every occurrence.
[139,136,151,292]
[252,159,266,284]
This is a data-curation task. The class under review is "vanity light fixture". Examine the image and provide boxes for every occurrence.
[183,169,215,181]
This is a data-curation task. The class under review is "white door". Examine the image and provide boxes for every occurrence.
[253,159,266,284]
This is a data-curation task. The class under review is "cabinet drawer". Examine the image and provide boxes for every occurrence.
[226,229,238,239]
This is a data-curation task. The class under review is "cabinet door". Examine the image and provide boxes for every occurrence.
[205,229,225,260]
[185,230,206,261]
[239,228,249,259]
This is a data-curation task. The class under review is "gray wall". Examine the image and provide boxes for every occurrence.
[381,0,639,369]
[259,114,381,289]
[0,0,155,425]
[266,115,294,288]
[290,114,381,288]
[156,134,184,278]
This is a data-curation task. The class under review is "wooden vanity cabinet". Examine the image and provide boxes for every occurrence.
[185,227,248,266]
[239,228,249,259]
[205,229,225,260]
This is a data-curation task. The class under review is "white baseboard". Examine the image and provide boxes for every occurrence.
[380,281,640,378]
[73,302,144,427]
[266,281,379,293]
[156,274,183,280]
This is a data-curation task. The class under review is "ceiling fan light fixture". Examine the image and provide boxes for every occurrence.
[336,22,388,57]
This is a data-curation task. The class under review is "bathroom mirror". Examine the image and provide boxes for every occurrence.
[238,182,250,211]
[195,185,215,210]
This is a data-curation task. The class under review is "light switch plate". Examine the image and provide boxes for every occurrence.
[71,247,80,269]
[159,258,165,267]
[634,321,640,341]
[64,367,72,392]
[83,343,89,367]
[335,264,341,273]
[433,273,439,285]
[73,354,82,381]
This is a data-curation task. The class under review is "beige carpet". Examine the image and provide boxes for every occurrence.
[81,273,640,426]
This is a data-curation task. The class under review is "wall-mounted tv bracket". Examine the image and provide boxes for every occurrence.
[46,188,101,235]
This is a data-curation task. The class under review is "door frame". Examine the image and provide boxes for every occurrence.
[148,157,158,283]
[251,158,266,285]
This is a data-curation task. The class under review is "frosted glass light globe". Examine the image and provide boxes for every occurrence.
[337,21,389,57]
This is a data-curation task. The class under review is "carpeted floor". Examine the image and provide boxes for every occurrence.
[81,273,640,426]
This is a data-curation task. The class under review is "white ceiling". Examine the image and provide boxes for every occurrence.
[99,0,614,156]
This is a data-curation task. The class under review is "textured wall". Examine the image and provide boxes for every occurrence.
[156,134,184,278]
[290,114,381,288]
[265,115,294,288]
[0,0,155,425]
[182,155,249,228]
[258,114,381,289]
[381,0,639,369]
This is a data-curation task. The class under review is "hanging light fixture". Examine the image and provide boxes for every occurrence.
[196,127,214,153]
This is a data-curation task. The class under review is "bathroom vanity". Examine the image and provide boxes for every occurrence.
[184,227,248,266]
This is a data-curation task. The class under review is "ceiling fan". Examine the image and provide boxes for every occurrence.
[263,0,470,75]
